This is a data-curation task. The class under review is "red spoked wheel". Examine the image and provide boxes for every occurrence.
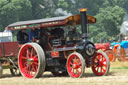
[92,51,110,76]
[105,50,116,62]
[67,52,85,78]
[18,43,45,78]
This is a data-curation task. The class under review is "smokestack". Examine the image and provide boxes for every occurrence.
[80,8,87,38]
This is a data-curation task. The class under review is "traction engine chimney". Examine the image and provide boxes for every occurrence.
[80,8,87,38]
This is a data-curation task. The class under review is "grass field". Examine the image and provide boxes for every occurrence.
[0,61,128,85]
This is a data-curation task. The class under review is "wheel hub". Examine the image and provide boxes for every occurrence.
[72,63,79,69]
[97,59,105,67]
[27,58,34,64]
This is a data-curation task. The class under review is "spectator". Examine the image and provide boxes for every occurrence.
[28,27,39,42]
[17,29,28,44]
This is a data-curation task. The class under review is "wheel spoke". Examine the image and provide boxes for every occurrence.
[33,62,38,65]
[72,68,75,73]
[22,56,29,60]
[26,49,30,58]
[32,64,37,73]
[31,48,34,57]
[97,67,99,72]
[98,55,100,60]
[33,55,38,58]
[101,66,103,73]
[23,62,27,67]
[76,69,80,74]
[27,65,31,74]
[73,57,77,63]
[35,65,38,71]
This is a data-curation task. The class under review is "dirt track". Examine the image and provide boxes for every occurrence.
[0,61,128,85]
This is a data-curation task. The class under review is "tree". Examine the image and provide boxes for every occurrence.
[0,0,32,31]
[90,6,126,42]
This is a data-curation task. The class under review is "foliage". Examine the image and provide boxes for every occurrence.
[90,6,126,42]
[0,0,128,42]
[0,0,32,31]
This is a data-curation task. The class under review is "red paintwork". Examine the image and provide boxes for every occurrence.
[95,43,110,50]
[0,42,19,57]
[51,51,60,58]
[92,52,107,76]
[19,44,39,78]
[7,20,66,31]
[67,54,82,78]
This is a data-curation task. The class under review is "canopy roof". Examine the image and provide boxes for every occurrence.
[7,14,96,30]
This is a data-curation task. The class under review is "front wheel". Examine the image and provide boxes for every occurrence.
[18,43,46,78]
[67,52,85,78]
[91,51,110,76]
[0,62,3,78]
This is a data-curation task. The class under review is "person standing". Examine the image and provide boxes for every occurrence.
[28,27,39,42]
[17,29,28,44]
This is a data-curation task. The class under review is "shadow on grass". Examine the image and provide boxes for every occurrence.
[40,71,116,78]
[82,72,115,78]
[0,74,20,79]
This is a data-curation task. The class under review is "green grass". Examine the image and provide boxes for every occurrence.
[111,67,128,69]
[1,61,128,85]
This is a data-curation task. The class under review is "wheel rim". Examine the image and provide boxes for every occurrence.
[19,44,39,78]
[67,53,84,78]
[92,53,108,76]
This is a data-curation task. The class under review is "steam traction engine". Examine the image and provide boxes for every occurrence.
[7,8,110,78]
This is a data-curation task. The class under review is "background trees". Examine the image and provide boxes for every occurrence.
[0,0,127,42]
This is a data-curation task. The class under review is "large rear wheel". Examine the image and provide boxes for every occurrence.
[92,51,110,76]
[67,52,85,78]
[18,43,46,78]
[0,62,2,78]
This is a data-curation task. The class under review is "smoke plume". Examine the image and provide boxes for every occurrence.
[54,8,72,16]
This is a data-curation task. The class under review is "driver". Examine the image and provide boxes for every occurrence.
[66,27,81,42]
[17,29,28,44]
